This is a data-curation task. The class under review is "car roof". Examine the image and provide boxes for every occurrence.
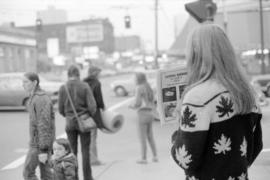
[0,72,25,78]
[251,74,270,80]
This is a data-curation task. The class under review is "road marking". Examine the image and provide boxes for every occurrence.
[1,98,133,171]
[1,155,26,171]
[262,148,270,153]
[107,98,133,111]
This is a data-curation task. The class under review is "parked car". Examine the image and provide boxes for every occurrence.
[0,72,62,109]
[252,81,269,106]
[250,74,270,97]
[110,70,157,97]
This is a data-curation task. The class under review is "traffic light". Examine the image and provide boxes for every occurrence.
[124,15,131,29]
[36,18,43,31]
[185,0,217,23]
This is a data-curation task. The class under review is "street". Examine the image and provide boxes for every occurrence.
[0,74,270,179]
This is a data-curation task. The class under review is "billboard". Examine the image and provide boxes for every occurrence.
[66,24,103,43]
[47,38,59,58]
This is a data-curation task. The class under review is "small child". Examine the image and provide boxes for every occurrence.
[51,138,78,180]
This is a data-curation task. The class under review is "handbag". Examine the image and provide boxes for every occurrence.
[64,85,96,133]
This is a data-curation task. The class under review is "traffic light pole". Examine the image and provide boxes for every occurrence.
[154,0,159,69]
[221,0,228,34]
[259,0,266,74]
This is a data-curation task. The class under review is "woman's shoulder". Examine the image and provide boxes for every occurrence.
[32,90,51,104]
[183,80,228,106]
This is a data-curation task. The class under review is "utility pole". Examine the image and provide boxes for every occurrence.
[154,0,159,69]
[259,0,266,74]
[221,0,228,34]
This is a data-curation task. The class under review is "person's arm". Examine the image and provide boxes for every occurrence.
[35,96,55,154]
[58,85,65,117]
[171,94,210,176]
[95,82,105,110]
[85,85,97,116]
[248,108,263,166]
[63,162,77,180]
[129,86,142,109]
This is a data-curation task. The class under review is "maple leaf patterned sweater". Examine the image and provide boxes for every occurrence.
[171,80,263,180]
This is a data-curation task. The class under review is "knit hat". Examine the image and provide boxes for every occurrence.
[88,66,101,77]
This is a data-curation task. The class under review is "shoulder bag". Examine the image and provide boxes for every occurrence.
[64,85,96,133]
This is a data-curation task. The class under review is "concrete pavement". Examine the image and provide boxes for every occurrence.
[75,105,270,180]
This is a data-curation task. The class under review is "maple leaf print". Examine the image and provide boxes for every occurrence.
[188,176,199,180]
[228,176,235,180]
[213,134,231,154]
[240,137,247,157]
[175,144,192,169]
[238,173,247,180]
[216,96,234,118]
[181,106,197,128]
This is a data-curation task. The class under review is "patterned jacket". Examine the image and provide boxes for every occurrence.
[52,153,78,180]
[28,88,55,153]
[171,80,263,180]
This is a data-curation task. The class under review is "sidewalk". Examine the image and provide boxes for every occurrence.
[76,105,269,180]
[76,105,186,180]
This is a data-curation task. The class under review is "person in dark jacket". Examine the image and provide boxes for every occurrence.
[171,24,263,180]
[58,65,97,180]
[84,66,105,166]
[22,72,55,180]
[51,138,78,180]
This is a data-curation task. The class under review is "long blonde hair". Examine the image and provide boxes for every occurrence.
[135,72,154,103]
[184,24,255,114]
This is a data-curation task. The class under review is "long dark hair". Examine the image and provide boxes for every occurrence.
[24,72,41,90]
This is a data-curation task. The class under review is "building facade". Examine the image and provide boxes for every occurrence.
[21,18,115,66]
[0,27,36,73]
[115,35,141,52]
[37,6,68,25]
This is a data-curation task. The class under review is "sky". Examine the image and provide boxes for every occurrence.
[0,0,193,50]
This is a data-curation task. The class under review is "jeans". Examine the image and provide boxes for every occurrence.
[66,129,93,180]
[23,147,52,180]
[90,128,98,163]
[137,108,158,160]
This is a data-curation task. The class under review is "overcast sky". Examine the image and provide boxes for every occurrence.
[0,0,192,50]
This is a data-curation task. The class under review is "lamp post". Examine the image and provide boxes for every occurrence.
[154,0,159,69]
[221,0,228,34]
[35,18,42,72]
[259,0,266,74]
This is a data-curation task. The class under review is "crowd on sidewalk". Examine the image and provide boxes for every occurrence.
[21,23,263,180]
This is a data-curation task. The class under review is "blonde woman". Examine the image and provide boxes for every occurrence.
[129,72,158,164]
[171,24,263,179]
